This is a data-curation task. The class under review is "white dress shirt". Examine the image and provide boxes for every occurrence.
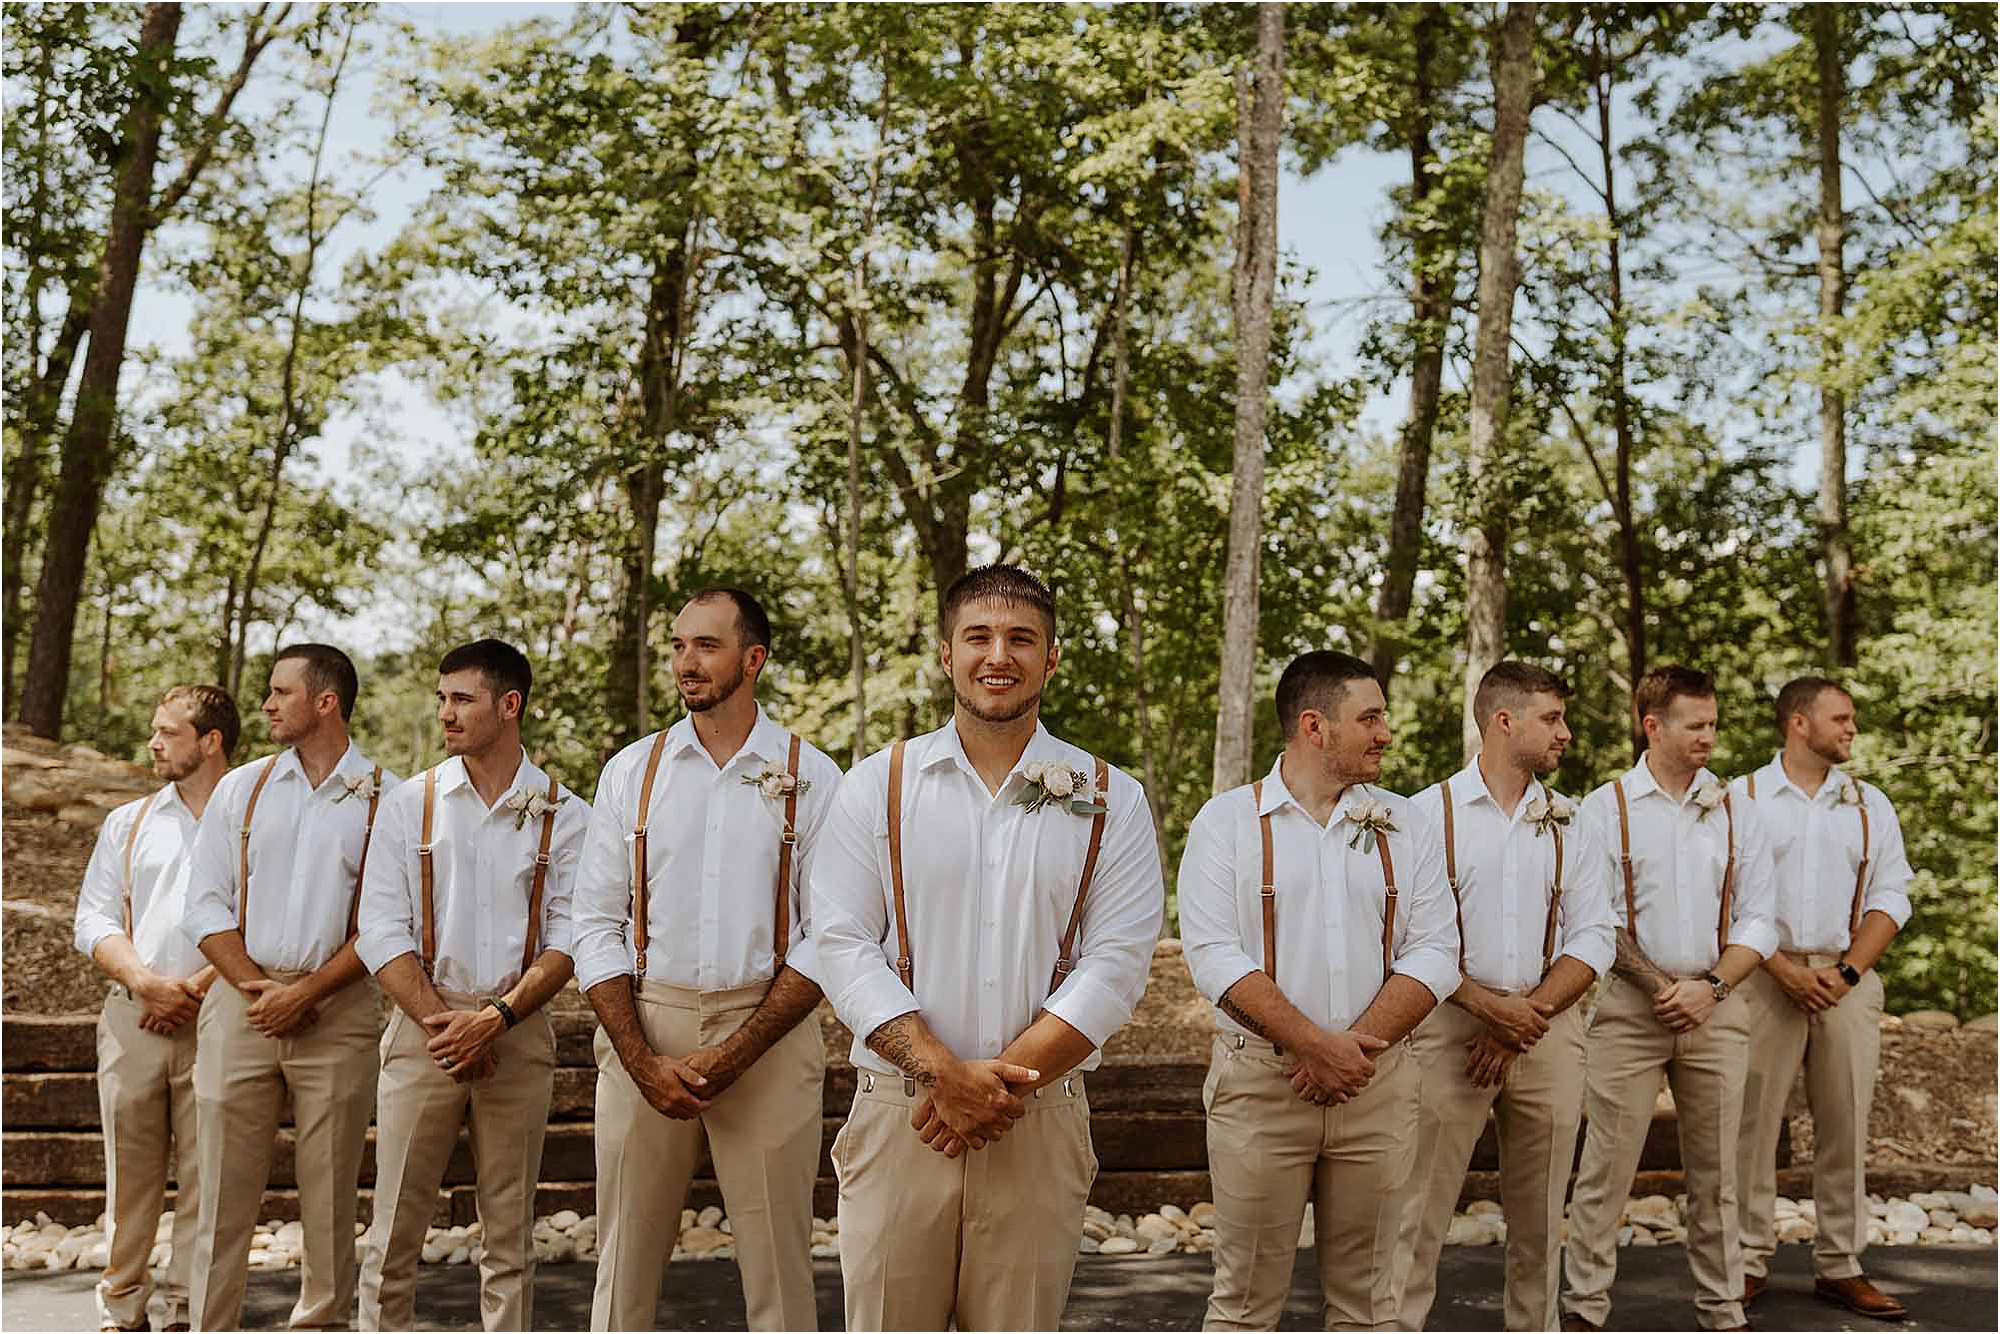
[812,721,1164,1076]
[1578,760,1778,977]
[1177,758,1460,1039]
[1730,756,1913,953]
[74,783,208,977]
[1410,762,1617,992]
[182,743,402,972]
[570,708,845,994]
[356,751,590,995]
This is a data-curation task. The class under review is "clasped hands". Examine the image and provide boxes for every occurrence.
[1461,991,1559,1089]
[420,1005,514,1084]
[910,1059,1041,1159]
[1768,954,1851,1014]
[133,971,209,1035]
[1284,1029,1390,1106]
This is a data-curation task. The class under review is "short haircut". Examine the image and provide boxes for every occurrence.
[1274,650,1379,740]
[1775,675,1848,736]
[1473,661,1572,733]
[273,643,359,721]
[689,587,772,653]
[1632,663,1715,727]
[438,638,533,709]
[941,564,1057,641]
[159,684,241,759]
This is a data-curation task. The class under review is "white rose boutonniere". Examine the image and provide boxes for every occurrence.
[332,772,381,805]
[503,788,568,831]
[1835,776,1864,807]
[1342,796,1399,854]
[1526,791,1576,839]
[741,766,811,803]
[1689,779,1727,822]
[1014,760,1107,816]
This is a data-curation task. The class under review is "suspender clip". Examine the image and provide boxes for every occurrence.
[1259,884,1275,898]
[903,1075,916,1097]
[861,1071,876,1094]
[534,852,552,867]
[780,828,799,845]
[417,844,434,858]
[1063,1074,1076,1097]
[1053,956,1073,977]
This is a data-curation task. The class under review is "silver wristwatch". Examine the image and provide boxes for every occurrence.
[1702,972,1731,1002]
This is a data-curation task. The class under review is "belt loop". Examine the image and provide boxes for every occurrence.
[1063,1074,1076,1097]
[903,1075,915,1097]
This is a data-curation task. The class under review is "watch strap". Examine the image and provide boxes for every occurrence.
[484,995,518,1028]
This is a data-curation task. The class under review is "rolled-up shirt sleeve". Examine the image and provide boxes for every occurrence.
[1859,786,1915,930]
[1176,793,1262,1005]
[355,792,421,974]
[535,792,592,961]
[1555,815,1618,978]
[182,777,246,949]
[1043,770,1164,1048]
[781,755,843,989]
[569,757,639,994]
[74,806,134,960]
[1389,801,1461,1003]
[811,758,920,1044]
[1724,797,1779,960]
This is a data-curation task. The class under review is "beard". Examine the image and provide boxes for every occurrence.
[953,677,1042,724]
[680,660,748,714]
[152,750,200,782]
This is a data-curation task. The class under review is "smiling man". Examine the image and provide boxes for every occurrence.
[1561,664,1777,1334]
[1177,650,1457,1331]
[812,564,1164,1330]
[73,685,234,1332]
[572,588,843,1331]
[354,639,589,1330]
[182,644,398,1330]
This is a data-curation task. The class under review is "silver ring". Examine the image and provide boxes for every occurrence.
[443,1056,457,1068]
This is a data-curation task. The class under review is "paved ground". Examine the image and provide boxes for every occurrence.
[3,1246,1993,1330]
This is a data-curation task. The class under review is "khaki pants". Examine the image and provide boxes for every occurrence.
[188,973,380,1331]
[590,980,824,1332]
[95,990,202,1330]
[1395,1001,1586,1332]
[1735,957,1883,1282]
[1203,1034,1417,1332]
[1561,976,1750,1331]
[357,990,556,1330]
[834,1066,1096,1331]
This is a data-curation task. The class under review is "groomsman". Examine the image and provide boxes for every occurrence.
[356,639,589,1330]
[1561,664,1776,1333]
[1396,662,1616,1331]
[73,685,234,1331]
[1732,677,1912,1319]
[573,589,844,1331]
[182,644,398,1330]
[814,564,1164,1330]
[1178,650,1457,1331]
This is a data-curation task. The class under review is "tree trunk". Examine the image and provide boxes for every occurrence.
[1369,6,1450,692]
[1813,6,1856,666]
[18,3,184,740]
[1459,0,1536,761]
[3,298,90,708]
[1592,28,1648,758]
[1212,2,1285,795]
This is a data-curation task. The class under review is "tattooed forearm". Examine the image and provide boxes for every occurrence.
[865,1013,937,1087]
[1611,928,1674,993]
[1218,984,1273,1040]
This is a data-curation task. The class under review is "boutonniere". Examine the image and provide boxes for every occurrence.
[1525,791,1576,838]
[1689,779,1727,821]
[503,788,567,831]
[1013,760,1107,816]
[1342,796,1399,853]
[741,766,811,802]
[1835,775,1863,807]
[331,772,380,805]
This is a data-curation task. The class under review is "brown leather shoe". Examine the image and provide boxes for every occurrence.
[1742,1271,1767,1303]
[1559,1317,1601,1332]
[1816,1274,1909,1320]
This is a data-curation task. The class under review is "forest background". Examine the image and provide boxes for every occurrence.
[5,3,1994,1015]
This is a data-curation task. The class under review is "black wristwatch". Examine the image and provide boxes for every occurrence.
[484,995,519,1028]
[1702,972,1731,1002]
[1835,960,1862,987]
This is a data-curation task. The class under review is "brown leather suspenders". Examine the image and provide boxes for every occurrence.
[239,755,380,940]
[1744,769,1872,935]
[1614,778,1733,955]
[884,741,1110,997]
[773,734,803,971]
[415,767,561,979]
[1252,782,1398,981]
[629,730,671,978]
[1442,780,1566,981]
[121,789,164,938]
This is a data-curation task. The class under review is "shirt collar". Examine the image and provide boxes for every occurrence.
[277,740,370,793]
[918,719,1068,790]
[1255,755,1383,823]
[1762,753,1847,802]
[433,748,547,804]
[1622,758,1719,805]
[1454,757,1551,820]
[665,706,789,772]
